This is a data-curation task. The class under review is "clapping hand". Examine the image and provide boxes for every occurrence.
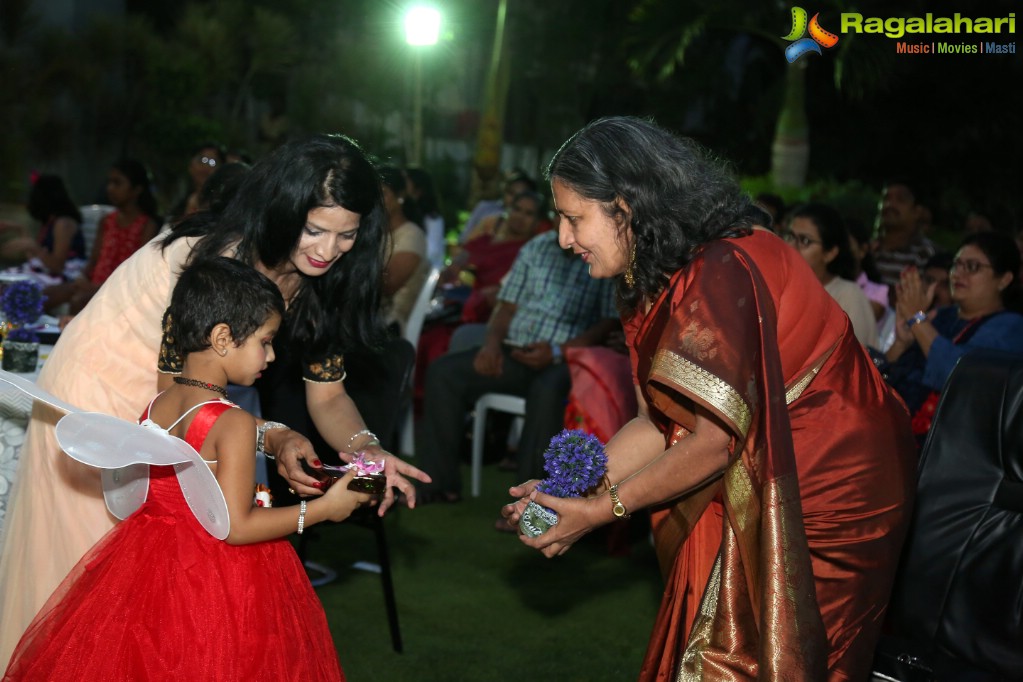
[893,266,936,342]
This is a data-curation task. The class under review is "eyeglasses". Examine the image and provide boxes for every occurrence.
[950,258,993,275]
[781,230,822,249]
[195,155,218,168]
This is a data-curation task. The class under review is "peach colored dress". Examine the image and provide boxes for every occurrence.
[0,235,197,668]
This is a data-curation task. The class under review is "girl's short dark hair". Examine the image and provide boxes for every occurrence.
[546,116,760,313]
[790,203,856,280]
[27,175,81,224]
[164,133,388,358]
[169,257,285,355]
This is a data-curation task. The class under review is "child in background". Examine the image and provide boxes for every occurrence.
[4,257,370,680]
[67,158,160,312]
[0,175,88,286]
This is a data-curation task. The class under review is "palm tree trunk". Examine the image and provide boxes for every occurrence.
[469,0,511,207]
[770,60,809,188]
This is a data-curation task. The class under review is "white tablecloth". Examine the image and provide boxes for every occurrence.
[0,346,49,539]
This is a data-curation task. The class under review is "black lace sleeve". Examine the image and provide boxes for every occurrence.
[158,309,183,375]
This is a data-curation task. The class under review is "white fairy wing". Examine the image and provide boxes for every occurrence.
[57,412,230,539]
[0,370,230,540]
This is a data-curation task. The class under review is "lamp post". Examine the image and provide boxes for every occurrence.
[405,6,440,167]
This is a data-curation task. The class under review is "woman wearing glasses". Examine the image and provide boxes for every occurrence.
[885,230,1023,444]
[783,203,879,348]
[167,142,226,224]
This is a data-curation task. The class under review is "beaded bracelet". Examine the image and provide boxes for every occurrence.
[346,428,378,452]
[297,499,308,535]
[256,421,288,459]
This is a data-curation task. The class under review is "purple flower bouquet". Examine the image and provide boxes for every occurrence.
[519,429,608,538]
[2,280,45,342]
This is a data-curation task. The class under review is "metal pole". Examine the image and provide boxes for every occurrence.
[412,49,424,166]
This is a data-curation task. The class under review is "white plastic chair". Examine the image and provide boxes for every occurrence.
[470,393,525,497]
[398,267,440,456]
[78,204,115,256]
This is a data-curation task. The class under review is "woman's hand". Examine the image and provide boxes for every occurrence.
[894,266,936,321]
[518,490,607,558]
[341,443,433,516]
[265,427,327,496]
[499,479,540,530]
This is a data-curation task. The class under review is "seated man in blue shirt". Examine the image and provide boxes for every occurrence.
[416,230,619,503]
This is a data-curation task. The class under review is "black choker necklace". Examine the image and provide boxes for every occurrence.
[173,377,228,399]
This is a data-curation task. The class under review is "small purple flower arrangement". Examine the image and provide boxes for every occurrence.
[2,280,45,343]
[519,429,607,538]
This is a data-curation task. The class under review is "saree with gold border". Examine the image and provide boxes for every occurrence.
[630,231,915,681]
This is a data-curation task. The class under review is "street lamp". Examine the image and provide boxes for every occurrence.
[405,6,440,166]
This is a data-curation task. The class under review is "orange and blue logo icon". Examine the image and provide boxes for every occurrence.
[783,7,839,62]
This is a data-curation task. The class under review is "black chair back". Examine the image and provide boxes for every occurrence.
[882,350,1023,679]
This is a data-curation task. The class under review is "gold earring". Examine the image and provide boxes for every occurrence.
[624,243,637,288]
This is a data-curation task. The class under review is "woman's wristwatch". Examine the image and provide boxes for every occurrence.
[609,484,630,519]
[906,310,928,328]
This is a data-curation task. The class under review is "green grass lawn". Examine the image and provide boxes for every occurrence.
[303,461,664,682]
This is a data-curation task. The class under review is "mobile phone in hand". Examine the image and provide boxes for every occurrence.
[503,338,528,349]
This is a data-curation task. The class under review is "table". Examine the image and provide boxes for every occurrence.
[0,346,49,539]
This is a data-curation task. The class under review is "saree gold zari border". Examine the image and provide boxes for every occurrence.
[652,349,752,438]
[676,554,722,682]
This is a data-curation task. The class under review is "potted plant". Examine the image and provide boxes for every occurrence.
[1,279,45,372]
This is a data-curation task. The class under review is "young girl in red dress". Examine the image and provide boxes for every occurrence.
[3,257,369,681]
[68,158,160,312]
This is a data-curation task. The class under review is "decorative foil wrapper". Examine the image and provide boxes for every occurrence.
[518,500,559,538]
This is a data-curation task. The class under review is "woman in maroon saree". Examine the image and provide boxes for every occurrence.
[502,117,916,680]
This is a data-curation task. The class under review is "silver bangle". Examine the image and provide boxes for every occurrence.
[257,421,288,459]
[297,500,307,535]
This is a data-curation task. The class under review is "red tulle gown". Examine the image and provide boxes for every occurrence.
[3,401,344,681]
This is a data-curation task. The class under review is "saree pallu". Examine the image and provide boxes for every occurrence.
[632,233,915,681]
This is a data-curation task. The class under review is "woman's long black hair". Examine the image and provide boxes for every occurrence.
[545,116,763,314]
[163,133,388,357]
[27,175,81,224]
